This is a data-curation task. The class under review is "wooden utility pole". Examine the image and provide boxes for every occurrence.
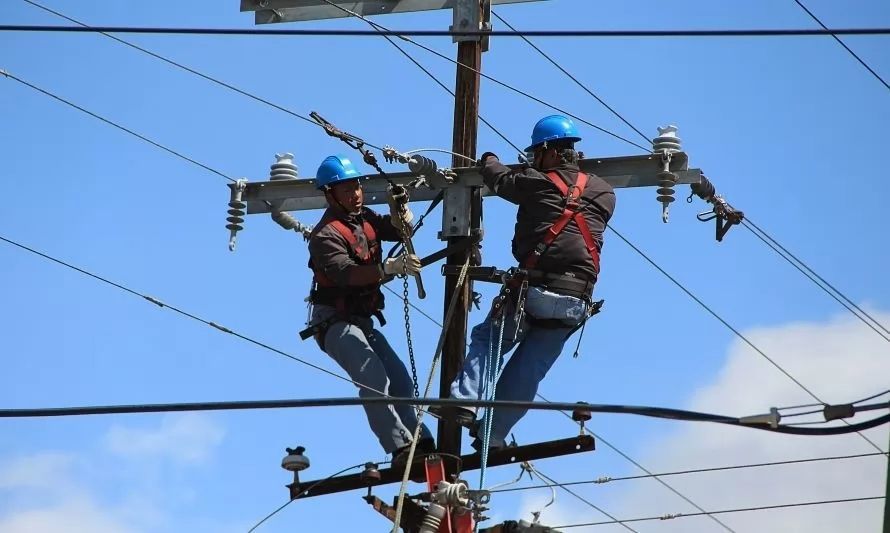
[439,0,486,469]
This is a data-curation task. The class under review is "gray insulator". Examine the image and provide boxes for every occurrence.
[652,125,682,154]
[227,180,248,251]
[269,152,298,181]
[408,155,439,177]
[652,126,681,223]
[419,503,447,533]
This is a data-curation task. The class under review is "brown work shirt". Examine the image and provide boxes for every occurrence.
[308,206,401,288]
[481,157,616,282]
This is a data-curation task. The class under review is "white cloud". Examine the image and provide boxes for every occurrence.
[0,498,137,533]
[0,452,76,491]
[0,414,226,532]
[104,413,225,464]
[523,311,890,532]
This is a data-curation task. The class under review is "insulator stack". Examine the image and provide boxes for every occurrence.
[269,152,298,181]
[408,155,439,177]
[271,211,313,240]
[652,125,682,223]
[419,503,446,533]
[690,174,716,201]
[226,179,248,252]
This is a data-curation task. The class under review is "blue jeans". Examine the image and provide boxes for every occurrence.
[313,306,433,454]
[449,287,588,448]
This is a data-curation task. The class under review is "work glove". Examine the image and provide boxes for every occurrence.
[383,254,421,277]
[390,205,414,234]
[477,151,499,166]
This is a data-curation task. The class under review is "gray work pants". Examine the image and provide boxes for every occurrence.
[313,306,432,454]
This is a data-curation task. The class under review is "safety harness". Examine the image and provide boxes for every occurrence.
[523,171,601,274]
[301,217,385,348]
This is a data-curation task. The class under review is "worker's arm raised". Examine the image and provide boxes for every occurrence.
[479,153,536,205]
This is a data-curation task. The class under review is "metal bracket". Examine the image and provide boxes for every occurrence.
[451,0,490,45]
[288,435,594,500]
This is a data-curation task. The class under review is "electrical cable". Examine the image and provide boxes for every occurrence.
[491,451,886,493]
[791,0,890,92]
[246,462,372,532]
[4,396,889,436]
[740,217,890,340]
[0,70,235,183]
[320,0,649,152]
[535,392,737,533]
[605,224,888,454]
[0,234,402,402]
[491,11,650,144]
[530,464,638,533]
[5,24,890,38]
[552,495,886,529]
[317,1,524,157]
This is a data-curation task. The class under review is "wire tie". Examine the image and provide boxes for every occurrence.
[209,322,233,334]
[659,513,682,521]
[143,295,165,308]
[0,69,8,78]
[593,476,612,484]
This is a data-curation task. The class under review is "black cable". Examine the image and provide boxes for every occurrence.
[317,2,524,156]
[0,234,396,399]
[530,465,638,533]
[4,24,890,38]
[605,224,887,454]
[491,11,651,145]
[2,396,888,437]
[1,70,235,183]
[741,217,890,340]
[854,388,890,405]
[791,0,890,92]
[553,496,885,529]
[321,0,650,152]
[246,462,371,532]
[492,451,886,494]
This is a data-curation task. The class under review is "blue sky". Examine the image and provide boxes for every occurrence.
[1,1,888,531]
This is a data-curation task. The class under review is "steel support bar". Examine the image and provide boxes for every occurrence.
[288,435,594,500]
[241,0,542,23]
[234,153,698,214]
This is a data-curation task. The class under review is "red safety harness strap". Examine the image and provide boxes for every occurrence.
[524,171,600,271]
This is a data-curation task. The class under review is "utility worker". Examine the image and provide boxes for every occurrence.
[305,154,434,464]
[438,115,616,451]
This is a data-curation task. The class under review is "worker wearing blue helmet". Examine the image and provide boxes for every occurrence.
[306,154,434,464]
[435,115,616,451]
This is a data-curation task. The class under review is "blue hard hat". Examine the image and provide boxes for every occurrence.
[315,154,362,190]
[526,115,582,152]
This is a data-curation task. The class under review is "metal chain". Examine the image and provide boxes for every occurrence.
[401,255,420,398]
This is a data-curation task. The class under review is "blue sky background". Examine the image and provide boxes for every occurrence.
[1,1,888,531]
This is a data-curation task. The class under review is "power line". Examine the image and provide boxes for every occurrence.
[490,11,651,144]
[4,24,890,38]
[246,461,374,532]
[18,0,388,153]
[529,464,638,533]
[605,224,888,455]
[3,393,889,436]
[791,0,890,92]
[316,0,523,156]
[740,217,890,340]
[492,451,886,494]
[553,495,885,529]
[0,234,395,400]
[1,69,236,183]
[320,0,649,152]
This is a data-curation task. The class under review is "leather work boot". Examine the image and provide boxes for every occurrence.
[391,437,437,480]
[428,405,477,429]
